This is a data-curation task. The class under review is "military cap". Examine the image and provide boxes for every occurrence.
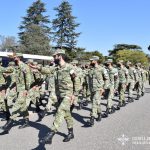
[14,53,23,58]
[71,60,78,64]
[27,59,33,63]
[105,59,113,64]
[117,60,124,64]
[37,64,42,68]
[89,56,99,61]
[126,61,132,65]
[9,61,15,66]
[53,49,65,56]
[33,62,38,65]
[136,62,141,66]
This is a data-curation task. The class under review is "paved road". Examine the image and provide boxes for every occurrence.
[0,84,150,150]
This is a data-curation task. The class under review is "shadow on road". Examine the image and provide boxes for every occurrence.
[29,121,49,150]
[112,99,119,103]
[0,112,5,120]
[72,112,92,128]
[30,121,66,150]
[101,102,107,107]
[80,106,91,112]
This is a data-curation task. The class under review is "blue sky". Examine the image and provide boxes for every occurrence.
[0,0,150,56]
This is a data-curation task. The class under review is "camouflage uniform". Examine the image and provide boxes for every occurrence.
[9,56,31,121]
[105,59,118,111]
[87,56,109,125]
[149,69,150,85]
[40,49,76,144]
[38,50,74,134]
[141,67,147,95]
[82,66,91,104]
[71,60,84,108]
[45,64,57,111]
[117,60,128,106]
[135,63,142,99]
[0,60,14,111]
[26,60,41,107]
[3,62,18,111]
[126,62,136,101]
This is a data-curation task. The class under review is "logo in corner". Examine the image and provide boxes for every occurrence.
[117,134,129,146]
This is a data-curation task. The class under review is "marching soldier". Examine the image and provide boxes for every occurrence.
[134,63,142,100]
[87,56,109,126]
[0,53,32,135]
[38,58,57,120]
[1,61,18,121]
[104,59,118,116]
[117,60,128,108]
[30,49,76,144]
[141,66,147,96]
[126,61,136,102]
[71,60,84,110]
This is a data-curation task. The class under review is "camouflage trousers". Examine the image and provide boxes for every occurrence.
[141,80,145,93]
[73,89,84,106]
[26,86,40,107]
[6,86,17,107]
[0,85,6,111]
[0,85,17,112]
[83,83,91,102]
[127,80,135,98]
[106,86,114,109]
[90,90,101,118]
[10,90,29,121]
[135,81,142,96]
[46,91,57,111]
[118,83,126,104]
[51,96,73,132]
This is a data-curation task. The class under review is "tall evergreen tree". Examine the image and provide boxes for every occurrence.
[18,0,51,55]
[52,1,81,49]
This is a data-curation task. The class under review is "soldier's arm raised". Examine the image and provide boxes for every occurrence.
[0,66,14,73]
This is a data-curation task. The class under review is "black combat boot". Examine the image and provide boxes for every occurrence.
[87,116,94,126]
[78,102,83,110]
[63,128,74,142]
[136,95,140,100]
[18,118,30,129]
[109,106,115,114]
[141,92,144,96]
[0,119,14,135]
[96,113,101,122]
[40,130,55,144]
[122,101,126,107]
[116,102,121,110]
[83,100,88,106]
[35,98,41,113]
[128,97,134,103]
[102,108,109,118]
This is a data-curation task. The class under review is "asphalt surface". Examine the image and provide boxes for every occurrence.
[0,84,150,150]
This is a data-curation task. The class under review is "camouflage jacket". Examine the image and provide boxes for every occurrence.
[118,66,128,84]
[40,63,74,98]
[88,65,108,92]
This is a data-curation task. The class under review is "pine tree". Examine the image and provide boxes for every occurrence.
[18,0,51,55]
[52,1,81,49]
